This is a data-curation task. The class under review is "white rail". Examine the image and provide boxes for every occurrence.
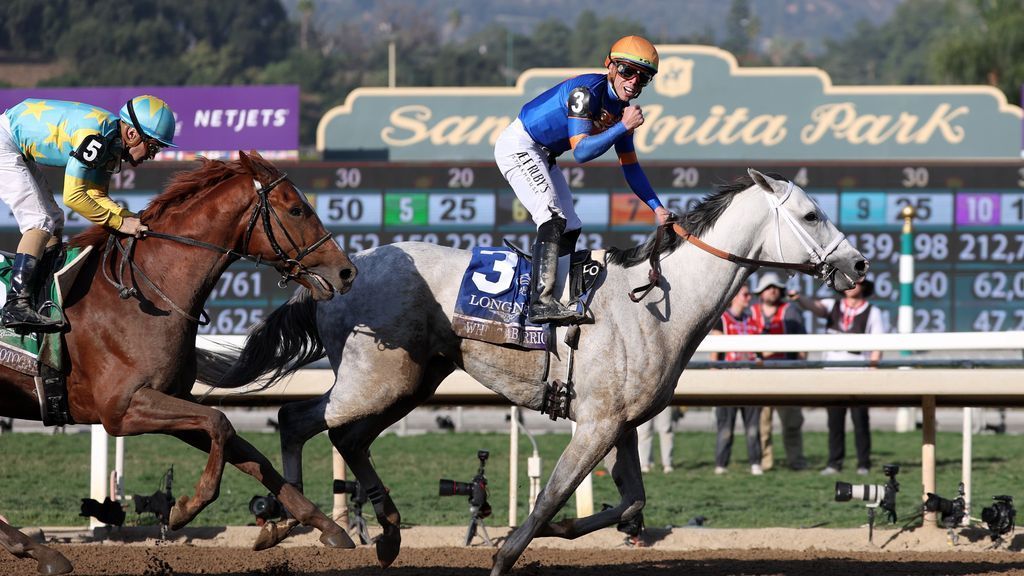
[86,332,1022,531]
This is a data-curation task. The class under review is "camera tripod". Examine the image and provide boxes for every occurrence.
[465,502,494,547]
[349,492,371,545]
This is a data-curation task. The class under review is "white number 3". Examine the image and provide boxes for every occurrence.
[472,250,518,295]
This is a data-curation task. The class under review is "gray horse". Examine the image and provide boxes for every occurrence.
[199,169,867,575]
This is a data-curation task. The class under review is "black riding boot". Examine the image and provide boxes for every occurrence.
[527,239,584,325]
[1,253,62,334]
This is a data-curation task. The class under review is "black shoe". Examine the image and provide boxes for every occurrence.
[1,253,63,334]
[527,240,584,325]
[1,296,62,334]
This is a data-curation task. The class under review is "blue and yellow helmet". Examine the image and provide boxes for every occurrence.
[119,95,177,147]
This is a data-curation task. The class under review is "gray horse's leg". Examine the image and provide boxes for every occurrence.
[326,356,455,568]
[535,426,645,539]
[330,427,402,567]
[278,395,330,492]
[492,420,622,576]
[0,519,72,575]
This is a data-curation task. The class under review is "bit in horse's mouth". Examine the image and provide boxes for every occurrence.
[305,271,335,294]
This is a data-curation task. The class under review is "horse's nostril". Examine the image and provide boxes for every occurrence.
[340,267,354,281]
[855,260,869,273]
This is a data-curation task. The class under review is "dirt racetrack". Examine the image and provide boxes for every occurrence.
[4,525,1024,575]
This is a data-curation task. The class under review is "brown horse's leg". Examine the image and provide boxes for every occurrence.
[170,429,354,551]
[106,388,236,530]
[0,519,72,575]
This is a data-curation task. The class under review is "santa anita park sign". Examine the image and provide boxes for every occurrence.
[318,45,1023,161]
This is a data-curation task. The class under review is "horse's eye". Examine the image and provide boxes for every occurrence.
[289,207,303,217]
[803,211,818,223]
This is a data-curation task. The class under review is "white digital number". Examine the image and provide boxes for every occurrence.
[334,168,362,188]
[448,167,475,188]
[900,167,929,188]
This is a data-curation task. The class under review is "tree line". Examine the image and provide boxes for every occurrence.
[1,0,1019,147]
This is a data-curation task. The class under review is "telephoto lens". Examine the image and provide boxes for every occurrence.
[439,479,475,497]
[835,482,882,504]
[248,493,283,520]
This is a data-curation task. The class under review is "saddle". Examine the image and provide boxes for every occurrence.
[0,245,92,426]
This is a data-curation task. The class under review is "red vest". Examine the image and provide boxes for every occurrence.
[718,310,757,362]
[749,303,793,360]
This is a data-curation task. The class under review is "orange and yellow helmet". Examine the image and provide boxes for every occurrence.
[605,35,659,74]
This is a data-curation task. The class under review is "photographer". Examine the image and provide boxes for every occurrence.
[789,277,884,476]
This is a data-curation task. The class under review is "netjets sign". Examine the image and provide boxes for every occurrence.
[318,45,1023,161]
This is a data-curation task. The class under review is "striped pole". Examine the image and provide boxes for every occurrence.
[898,205,916,339]
[894,206,917,433]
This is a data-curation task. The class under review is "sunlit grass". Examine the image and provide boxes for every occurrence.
[1,430,1018,530]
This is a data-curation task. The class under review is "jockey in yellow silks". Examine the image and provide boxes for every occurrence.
[0,95,176,333]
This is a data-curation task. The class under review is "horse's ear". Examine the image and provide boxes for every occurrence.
[237,150,272,182]
[748,168,783,195]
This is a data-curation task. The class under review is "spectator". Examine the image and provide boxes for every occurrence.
[710,284,763,475]
[750,272,808,471]
[790,278,883,476]
[638,407,676,473]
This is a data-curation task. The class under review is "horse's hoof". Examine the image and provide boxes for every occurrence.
[319,527,355,549]
[253,518,299,551]
[374,528,401,568]
[34,548,73,576]
[169,495,192,530]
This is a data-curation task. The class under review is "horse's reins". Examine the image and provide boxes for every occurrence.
[629,182,846,302]
[102,173,334,324]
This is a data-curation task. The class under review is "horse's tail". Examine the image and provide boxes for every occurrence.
[196,289,325,390]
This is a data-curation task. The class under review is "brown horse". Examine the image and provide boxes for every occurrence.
[0,151,357,575]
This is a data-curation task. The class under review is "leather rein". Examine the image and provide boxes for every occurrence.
[102,173,334,324]
[628,219,829,303]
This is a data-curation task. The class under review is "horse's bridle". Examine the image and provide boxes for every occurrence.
[103,173,334,324]
[628,183,847,302]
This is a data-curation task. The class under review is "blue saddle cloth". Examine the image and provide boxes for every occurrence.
[452,247,552,350]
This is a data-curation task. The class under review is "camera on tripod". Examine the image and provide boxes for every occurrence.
[834,464,900,542]
[81,466,175,530]
[439,449,493,546]
[923,481,967,529]
[981,495,1016,540]
[334,479,371,545]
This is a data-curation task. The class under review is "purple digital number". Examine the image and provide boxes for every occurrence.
[956,193,1000,225]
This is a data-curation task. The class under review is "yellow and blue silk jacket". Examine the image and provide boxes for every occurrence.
[4,99,133,229]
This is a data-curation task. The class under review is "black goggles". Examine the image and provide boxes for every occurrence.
[615,62,653,86]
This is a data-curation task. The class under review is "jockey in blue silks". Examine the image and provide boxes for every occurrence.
[0,95,176,333]
[494,35,671,325]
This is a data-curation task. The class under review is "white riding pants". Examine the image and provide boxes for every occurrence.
[494,118,582,231]
[0,114,64,234]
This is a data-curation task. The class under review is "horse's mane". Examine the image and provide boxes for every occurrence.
[606,172,789,268]
[69,157,261,249]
